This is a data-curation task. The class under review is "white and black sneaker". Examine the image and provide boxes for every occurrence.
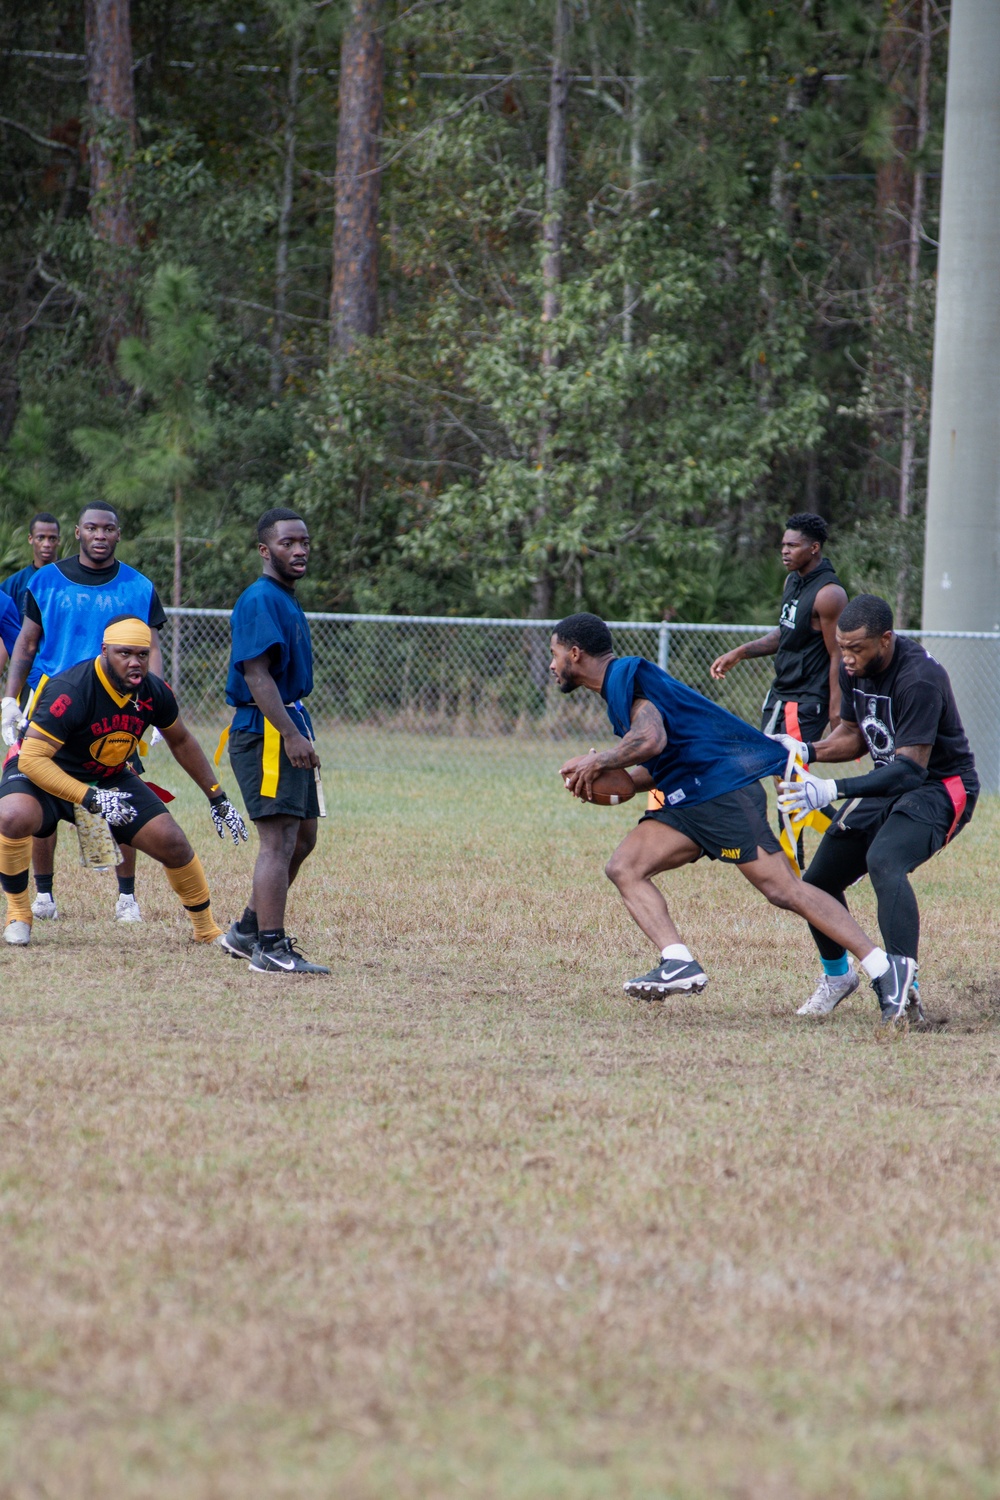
[797,968,860,1016]
[249,935,330,975]
[31,892,59,921]
[872,955,919,1024]
[623,957,708,1000]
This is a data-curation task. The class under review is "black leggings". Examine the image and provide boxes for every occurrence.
[802,811,940,960]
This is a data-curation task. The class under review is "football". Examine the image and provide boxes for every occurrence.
[564,767,636,806]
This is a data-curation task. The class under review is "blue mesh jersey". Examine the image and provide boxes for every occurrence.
[0,589,19,656]
[0,562,38,621]
[226,575,314,736]
[602,656,787,808]
[25,558,163,689]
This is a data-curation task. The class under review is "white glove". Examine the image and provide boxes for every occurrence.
[1,696,22,747]
[82,785,137,826]
[767,731,810,761]
[148,727,164,748]
[777,769,838,816]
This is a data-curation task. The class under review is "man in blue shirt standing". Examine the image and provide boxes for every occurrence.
[1,512,61,621]
[552,612,912,1019]
[220,507,328,975]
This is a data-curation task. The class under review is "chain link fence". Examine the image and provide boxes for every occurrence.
[162,610,1000,791]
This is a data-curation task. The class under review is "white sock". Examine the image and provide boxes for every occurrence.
[860,948,890,981]
[661,943,693,963]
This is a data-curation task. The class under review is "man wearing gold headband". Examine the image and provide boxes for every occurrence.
[0,615,247,947]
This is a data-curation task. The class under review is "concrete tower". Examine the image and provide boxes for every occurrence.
[922,0,1000,788]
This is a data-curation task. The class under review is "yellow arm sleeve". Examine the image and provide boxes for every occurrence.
[19,734,91,805]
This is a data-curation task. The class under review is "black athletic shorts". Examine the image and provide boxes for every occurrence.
[760,695,828,746]
[229,727,320,822]
[825,779,977,851]
[0,759,169,844]
[640,780,782,864]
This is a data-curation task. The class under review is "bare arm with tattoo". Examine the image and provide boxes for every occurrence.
[559,697,667,799]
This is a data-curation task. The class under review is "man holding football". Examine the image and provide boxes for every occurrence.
[552,611,915,1022]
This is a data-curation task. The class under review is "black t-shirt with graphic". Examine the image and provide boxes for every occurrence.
[840,634,978,795]
[28,657,178,782]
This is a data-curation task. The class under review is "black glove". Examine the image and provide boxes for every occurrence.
[209,790,248,843]
[82,785,137,826]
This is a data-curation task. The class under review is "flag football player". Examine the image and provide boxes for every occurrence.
[220,508,328,975]
[776,594,978,1022]
[1,502,168,923]
[552,612,913,1018]
[0,617,246,947]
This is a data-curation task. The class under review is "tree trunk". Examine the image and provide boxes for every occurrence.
[875,0,916,276]
[541,0,570,342]
[623,0,644,346]
[527,0,570,683]
[896,0,931,625]
[85,0,136,247]
[172,482,182,690]
[85,0,137,358]
[271,30,301,397]
[330,0,384,355]
[898,0,931,524]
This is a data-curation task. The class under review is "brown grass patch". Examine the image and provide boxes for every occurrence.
[0,742,997,1497]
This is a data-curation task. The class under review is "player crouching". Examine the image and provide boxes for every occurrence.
[0,616,246,946]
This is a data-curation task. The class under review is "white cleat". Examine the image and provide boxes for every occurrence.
[3,920,31,946]
[797,968,861,1016]
[114,894,143,923]
[31,892,59,920]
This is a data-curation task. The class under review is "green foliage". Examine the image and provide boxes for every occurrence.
[0,0,946,620]
[71,264,217,603]
[0,405,81,571]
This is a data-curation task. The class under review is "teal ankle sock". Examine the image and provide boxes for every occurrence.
[821,954,850,977]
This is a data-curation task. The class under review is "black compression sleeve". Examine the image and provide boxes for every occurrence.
[834,755,927,799]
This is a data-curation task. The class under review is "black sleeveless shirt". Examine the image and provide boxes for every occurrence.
[771,556,842,705]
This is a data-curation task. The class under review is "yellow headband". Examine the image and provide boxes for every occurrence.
[103,618,152,650]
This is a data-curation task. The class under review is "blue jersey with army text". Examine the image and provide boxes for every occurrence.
[226,575,314,736]
[26,558,159,688]
[602,656,787,808]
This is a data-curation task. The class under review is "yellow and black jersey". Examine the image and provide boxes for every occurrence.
[28,657,178,782]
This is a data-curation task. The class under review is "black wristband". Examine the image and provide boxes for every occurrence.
[803,742,815,765]
[82,787,99,813]
[209,789,227,806]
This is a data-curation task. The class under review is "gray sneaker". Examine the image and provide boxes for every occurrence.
[797,968,860,1016]
[219,921,256,961]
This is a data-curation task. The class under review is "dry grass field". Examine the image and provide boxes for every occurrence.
[1,735,998,1499]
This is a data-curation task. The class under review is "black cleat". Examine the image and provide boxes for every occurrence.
[249,935,330,975]
[623,957,708,1001]
[872,955,919,1024]
[219,921,256,961]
